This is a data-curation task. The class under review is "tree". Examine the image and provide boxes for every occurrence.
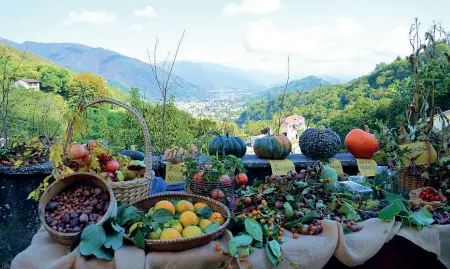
[38,65,70,94]
[68,72,107,103]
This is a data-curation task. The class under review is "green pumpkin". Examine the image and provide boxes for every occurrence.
[208,133,247,158]
[253,135,292,159]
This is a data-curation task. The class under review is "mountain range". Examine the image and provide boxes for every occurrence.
[0,37,340,101]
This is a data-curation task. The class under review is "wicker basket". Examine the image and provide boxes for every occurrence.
[409,187,447,208]
[65,97,154,204]
[38,172,117,245]
[185,130,235,203]
[124,192,231,251]
[398,169,434,192]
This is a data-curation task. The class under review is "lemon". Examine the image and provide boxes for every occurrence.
[160,228,182,240]
[146,228,162,239]
[129,222,143,234]
[172,222,184,233]
[182,226,202,238]
[194,202,208,210]
[180,211,199,227]
[154,200,176,214]
[199,219,212,231]
[208,212,225,225]
[176,200,195,214]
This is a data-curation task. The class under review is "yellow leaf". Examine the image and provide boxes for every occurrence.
[24,150,32,156]
[43,175,52,182]
[27,191,36,200]
[31,137,39,142]
[11,142,17,148]
[14,160,23,168]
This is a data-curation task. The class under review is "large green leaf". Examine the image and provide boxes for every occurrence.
[195,206,213,218]
[116,206,139,226]
[133,228,145,249]
[152,209,174,223]
[204,222,220,234]
[228,235,253,256]
[93,247,114,261]
[300,211,320,224]
[378,199,402,221]
[341,204,361,221]
[104,230,124,250]
[245,217,263,241]
[265,242,280,267]
[283,202,294,218]
[268,240,281,258]
[80,225,107,256]
[410,207,434,227]
[385,192,405,203]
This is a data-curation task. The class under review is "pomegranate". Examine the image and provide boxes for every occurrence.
[271,174,277,181]
[68,144,86,159]
[220,174,232,188]
[193,171,204,180]
[210,189,225,200]
[235,173,248,185]
[105,160,120,173]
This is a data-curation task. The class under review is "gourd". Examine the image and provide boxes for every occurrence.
[299,126,341,160]
[344,125,379,158]
[209,133,247,158]
[253,135,292,159]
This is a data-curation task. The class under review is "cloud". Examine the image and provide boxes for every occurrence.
[242,18,412,76]
[223,0,280,16]
[64,11,116,25]
[134,6,157,18]
[127,23,144,32]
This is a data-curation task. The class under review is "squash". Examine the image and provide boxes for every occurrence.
[299,126,341,160]
[253,135,292,159]
[209,133,247,158]
[344,125,379,158]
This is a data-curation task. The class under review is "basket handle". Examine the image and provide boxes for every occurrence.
[198,130,225,163]
[65,97,153,180]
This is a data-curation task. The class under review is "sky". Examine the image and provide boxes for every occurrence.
[1,0,449,81]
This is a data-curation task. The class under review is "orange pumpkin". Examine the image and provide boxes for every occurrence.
[344,125,380,158]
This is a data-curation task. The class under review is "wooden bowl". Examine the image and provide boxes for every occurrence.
[38,172,117,245]
[124,192,231,251]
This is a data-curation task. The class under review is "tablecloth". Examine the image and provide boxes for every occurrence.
[11,218,450,269]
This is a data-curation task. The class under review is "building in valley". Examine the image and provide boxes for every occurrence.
[280,114,306,141]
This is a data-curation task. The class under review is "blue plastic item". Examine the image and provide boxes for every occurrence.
[150,177,186,195]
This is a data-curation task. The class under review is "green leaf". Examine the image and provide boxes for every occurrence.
[285,195,294,202]
[411,207,434,226]
[116,170,124,181]
[104,230,124,250]
[245,217,263,241]
[265,242,279,267]
[204,221,220,234]
[152,209,173,223]
[133,228,145,249]
[129,160,145,167]
[300,211,320,224]
[111,222,125,233]
[93,247,113,261]
[301,187,311,195]
[195,206,213,218]
[341,204,361,221]
[263,188,276,194]
[116,206,138,226]
[253,241,263,248]
[80,225,106,256]
[378,199,402,221]
[385,193,405,203]
[320,165,338,183]
[283,202,294,218]
[228,235,253,256]
[269,240,281,258]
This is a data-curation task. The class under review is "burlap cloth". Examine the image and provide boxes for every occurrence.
[11,220,450,269]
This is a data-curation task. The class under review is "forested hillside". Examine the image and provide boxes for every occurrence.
[237,42,450,140]
[0,43,223,155]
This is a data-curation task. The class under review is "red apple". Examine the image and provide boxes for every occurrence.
[104,160,120,173]
[68,144,86,159]
[236,173,248,185]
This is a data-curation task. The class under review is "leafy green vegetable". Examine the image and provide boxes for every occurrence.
[245,217,263,241]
